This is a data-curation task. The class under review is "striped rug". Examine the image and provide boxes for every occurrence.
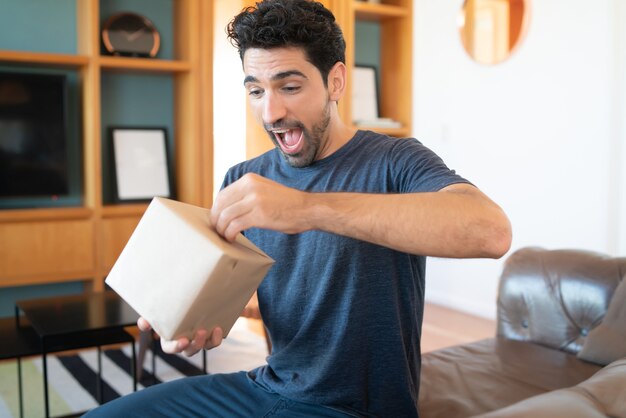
[0,318,269,418]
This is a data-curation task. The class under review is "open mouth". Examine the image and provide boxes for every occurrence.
[271,127,304,155]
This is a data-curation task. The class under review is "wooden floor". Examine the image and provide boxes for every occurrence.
[248,302,496,354]
[421,302,495,352]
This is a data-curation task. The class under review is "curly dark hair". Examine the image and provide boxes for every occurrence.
[227,0,346,86]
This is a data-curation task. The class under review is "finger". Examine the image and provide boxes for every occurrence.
[211,174,266,234]
[223,215,253,241]
[161,337,189,354]
[182,329,208,357]
[137,317,152,331]
[204,327,224,350]
[210,180,248,228]
[214,200,254,240]
[211,200,238,239]
[209,199,224,228]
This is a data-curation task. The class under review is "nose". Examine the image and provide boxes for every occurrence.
[262,92,287,125]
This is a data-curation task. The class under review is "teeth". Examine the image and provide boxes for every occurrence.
[272,129,289,134]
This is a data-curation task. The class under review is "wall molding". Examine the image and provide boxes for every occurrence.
[426,289,496,320]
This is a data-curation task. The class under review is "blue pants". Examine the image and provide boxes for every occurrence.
[82,371,354,418]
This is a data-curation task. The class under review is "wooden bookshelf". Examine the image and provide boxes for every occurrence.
[0,208,93,223]
[98,56,192,73]
[101,204,150,218]
[343,0,413,137]
[0,0,213,292]
[0,50,90,68]
[1,0,412,296]
[354,2,409,21]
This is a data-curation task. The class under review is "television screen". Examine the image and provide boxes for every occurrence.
[0,71,72,202]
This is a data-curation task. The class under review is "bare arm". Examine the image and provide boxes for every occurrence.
[211,173,512,259]
[302,183,511,258]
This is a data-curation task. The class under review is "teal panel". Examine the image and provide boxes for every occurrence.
[100,72,174,203]
[0,281,84,318]
[100,0,174,60]
[0,0,76,54]
[354,20,381,87]
[0,65,83,209]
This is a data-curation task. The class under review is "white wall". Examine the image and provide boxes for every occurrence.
[615,0,626,255]
[413,0,623,318]
[213,0,247,198]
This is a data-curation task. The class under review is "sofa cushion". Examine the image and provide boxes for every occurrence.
[474,357,626,418]
[578,274,626,365]
[418,337,601,418]
[496,247,626,354]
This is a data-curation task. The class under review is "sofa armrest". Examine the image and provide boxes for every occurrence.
[418,337,601,418]
[496,247,626,354]
[473,357,626,418]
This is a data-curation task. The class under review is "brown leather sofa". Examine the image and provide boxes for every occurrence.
[418,247,626,418]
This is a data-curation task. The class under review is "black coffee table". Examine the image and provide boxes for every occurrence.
[15,291,140,418]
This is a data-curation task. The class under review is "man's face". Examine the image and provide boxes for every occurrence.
[243,47,331,168]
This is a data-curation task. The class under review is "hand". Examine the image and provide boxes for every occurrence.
[241,292,262,320]
[137,317,223,357]
[210,173,311,241]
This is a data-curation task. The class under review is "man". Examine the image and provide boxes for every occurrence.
[85,1,511,417]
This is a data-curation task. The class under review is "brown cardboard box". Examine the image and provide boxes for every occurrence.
[105,197,274,341]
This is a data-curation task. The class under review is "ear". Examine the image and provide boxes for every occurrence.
[327,61,347,102]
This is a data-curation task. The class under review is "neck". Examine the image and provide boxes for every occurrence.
[316,105,357,161]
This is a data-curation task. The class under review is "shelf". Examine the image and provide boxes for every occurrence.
[0,207,93,223]
[354,125,410,137]
[376,127,411,137]
[99,56,191,73]
[0,50,89,68]
[347,0,413,142]
[102,204,149,218]
[1,272,95,288]
[354,2,409,21]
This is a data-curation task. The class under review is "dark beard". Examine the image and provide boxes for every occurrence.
[264,101,331,168]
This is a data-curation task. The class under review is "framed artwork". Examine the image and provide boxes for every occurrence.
[109,127,175,202]
[351,65,380,124]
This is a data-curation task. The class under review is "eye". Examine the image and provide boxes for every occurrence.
[248,88,263,98]
[282,85,301,94]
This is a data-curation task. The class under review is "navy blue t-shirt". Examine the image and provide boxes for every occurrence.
[222,130,469,417]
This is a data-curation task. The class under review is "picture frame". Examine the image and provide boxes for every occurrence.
[351,65,380,124]
[109,127,175,202]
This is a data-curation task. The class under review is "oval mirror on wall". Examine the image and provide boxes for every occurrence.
[458,0,530,65]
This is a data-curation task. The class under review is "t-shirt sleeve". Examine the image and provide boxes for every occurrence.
[219,149,276,191]
[388,137,471,193]
[220,164,246,190]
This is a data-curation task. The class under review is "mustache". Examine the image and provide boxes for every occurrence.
[264,120,305,131]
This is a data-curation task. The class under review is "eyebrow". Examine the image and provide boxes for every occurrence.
[243,70,308,86]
